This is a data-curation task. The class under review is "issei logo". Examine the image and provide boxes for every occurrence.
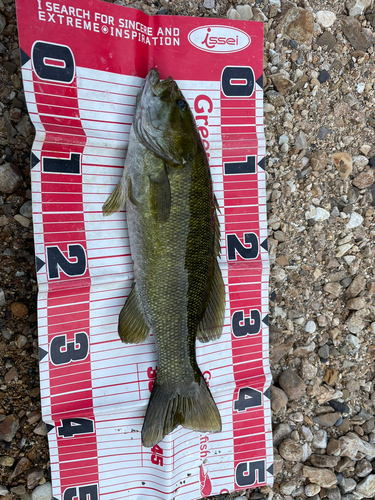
[188,25,251,53]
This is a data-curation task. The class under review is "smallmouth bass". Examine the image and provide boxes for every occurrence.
[103,68,225,447]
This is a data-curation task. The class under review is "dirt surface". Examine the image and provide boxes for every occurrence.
[1,0,375,499]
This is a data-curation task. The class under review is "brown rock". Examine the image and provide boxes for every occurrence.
[270,342,293,365]
[279,368,306,400]
[346,275,366,298]
[341,16,370,51]
[0,415,19,442]
[331,152,353,180]
[303,466,337,488]
[323,282,342,298]
[270,386,288,412]
[327,438,340,455]
[0,455,15,466]
[10,457,31,479]
[313,412,342,427]
[281,7,314,42]
[323,369,339,386]
[26,467,44,489]
[353,171,374,189]
[279,438,304,462]
[10,301,28,317]
[310,454,340,468]
[317,31,336,51]
[27,410,41,425]
[4,366,18,383]
[346,297,366,310]
[310,151,328,171]
[270,73,294,95]
[33,421,47,436]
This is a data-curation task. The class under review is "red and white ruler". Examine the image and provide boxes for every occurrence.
[15,0,271,498]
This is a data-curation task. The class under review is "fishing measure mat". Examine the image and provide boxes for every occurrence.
[15,0,271,498]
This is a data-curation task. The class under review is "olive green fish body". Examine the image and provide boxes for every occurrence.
[103,69,225,447]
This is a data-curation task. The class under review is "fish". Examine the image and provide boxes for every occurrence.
[103,68,225,447]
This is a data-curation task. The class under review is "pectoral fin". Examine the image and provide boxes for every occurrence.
[197,259,225,343]
[103,175,127,216]
[150,168,171,222]
[118,283,150,344]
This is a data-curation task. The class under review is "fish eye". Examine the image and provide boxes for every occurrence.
[176,99,187,110]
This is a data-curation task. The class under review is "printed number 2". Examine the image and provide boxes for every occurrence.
[151,444,164,466]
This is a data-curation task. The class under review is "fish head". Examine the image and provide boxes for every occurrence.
[134,68,199,166]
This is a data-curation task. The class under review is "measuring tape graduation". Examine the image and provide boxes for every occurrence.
[15,0,271,498]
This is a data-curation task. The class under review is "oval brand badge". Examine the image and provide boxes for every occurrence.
[188,25,251,53]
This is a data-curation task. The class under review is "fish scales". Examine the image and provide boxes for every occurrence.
[103,68,225,447]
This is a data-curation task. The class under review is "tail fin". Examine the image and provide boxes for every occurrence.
[141,372,222,447]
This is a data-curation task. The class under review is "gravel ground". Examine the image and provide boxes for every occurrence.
[1,0,375,498]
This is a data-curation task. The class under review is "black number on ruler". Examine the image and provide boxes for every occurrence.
[224,156,256,175]
[232,310,261,337]
[227,233,259,260]
[42,153,81,175]
[234,387,262,412]
[221,66,255,97]
[32,41,75,83]
[235,460,265,487]
[58,418,94,438]
[64,485,98,500]
[50,332,89,366]
[47,244,87,279]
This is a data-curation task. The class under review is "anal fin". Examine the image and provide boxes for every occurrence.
[197,259,225,343]
[118,283,150,344]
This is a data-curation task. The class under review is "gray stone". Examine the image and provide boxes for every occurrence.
[346,314,366,334]
[355,459,372,478]
[316,10,336,27]
[313,412,342,427]
[356,475,375,498]
[235,5,253,20]
[0,289,5,307]
[326,487,341,500]
[0,14,5,34]
[346,334,361,349]
[305,320,317,333]
[203,0,215,8]
[338,477,357,494]
[313,429,328,449]
[266,90,285,107]
[295,130,308,151]
[0,485,8,496]
[346,212,363,229]
[0,163,23,194]
[20,200,33,218]
[31,482,53,500]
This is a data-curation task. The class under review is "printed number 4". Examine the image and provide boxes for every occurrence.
[58,418,94,438]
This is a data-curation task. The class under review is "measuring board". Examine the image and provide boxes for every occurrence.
[15,0,271,498]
